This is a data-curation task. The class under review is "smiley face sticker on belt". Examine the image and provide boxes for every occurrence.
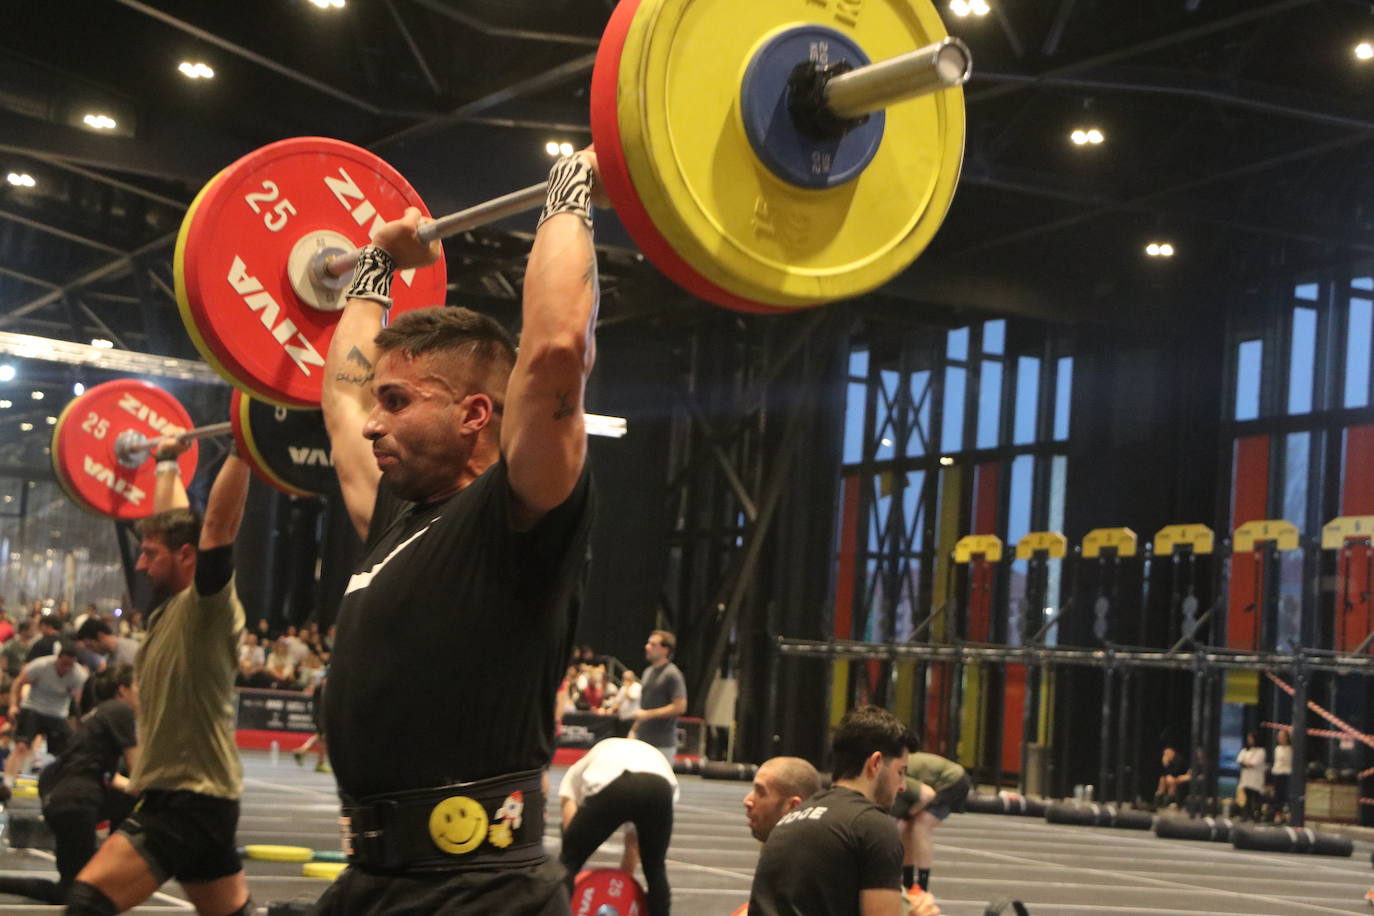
[428,796,489,855]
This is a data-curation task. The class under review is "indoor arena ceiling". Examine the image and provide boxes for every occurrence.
[2,0,1374,359]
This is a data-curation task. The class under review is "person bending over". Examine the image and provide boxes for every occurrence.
[0,665,138,903]
[66,439,252,916]
[4,640,87,790]
[314,150,603,914]
[749,706,911,916]
[888,744,970,895]
[558,737,677,915]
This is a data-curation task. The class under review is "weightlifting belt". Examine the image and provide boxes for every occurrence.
[339,769,545,873]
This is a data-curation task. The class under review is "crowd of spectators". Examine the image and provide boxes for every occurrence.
[556,644,640,731]
[235,621,332,693]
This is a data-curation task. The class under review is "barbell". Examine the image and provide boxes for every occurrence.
[172,0,970,407]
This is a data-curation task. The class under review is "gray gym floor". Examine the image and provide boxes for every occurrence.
[0,751,1371,914]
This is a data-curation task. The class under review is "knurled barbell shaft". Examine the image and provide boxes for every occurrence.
[823,37,971,121]
[318,38,970,284]
[115,420,235,465]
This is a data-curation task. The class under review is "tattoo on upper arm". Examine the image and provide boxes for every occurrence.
[336,346,375,387]
[553,391,575,421]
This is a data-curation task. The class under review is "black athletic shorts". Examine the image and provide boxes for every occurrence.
[312,856,569,916]
[925,775,972,821]
[14,709,71,754]
[117,789,242,884]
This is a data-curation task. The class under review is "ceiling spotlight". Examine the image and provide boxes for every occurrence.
[1146,243,1160,256]
[72,382,85,396]
[939,456,955,466]
[1356,41,1373,61]
[880,437,894,447]
[19,423,32,432]
[1145,241,1176,258]
[45,416,56,425]
[90,338,114,349]
[0,364,13,382]
[544,141,560,156]
[6,172,35,188]
[30,390,43,400]
[559,142,575,157]
[177,61,215,79]
[82,113,117,130]
[1071,127,1104,145]
[949,0,990,16]
[0,400,10,409]
[308,0,345,8]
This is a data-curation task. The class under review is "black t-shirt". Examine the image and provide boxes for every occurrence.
[25,633,58,663]
[42,698,137,808]
[1163,754,1188,778]
[326,459,594,799]
[749,786,903,916]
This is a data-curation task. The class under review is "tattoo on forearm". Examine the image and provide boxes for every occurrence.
[553,391,575,420]
[335,371,374,387]
[335,346,374,386]
[346,346,374,369]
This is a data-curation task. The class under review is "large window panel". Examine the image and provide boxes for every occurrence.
[1283,432,1310,531]
[976,361,1003,449]
[1295,282,1319,301]
[1346,297,1372,409]
[907,371,932,458]
[1235,339,1263,421]
[947,328,969,361]
[1053,357,1073,441]
[941,367,966,453]
[843,382,867,464]
[1014,356,1040,446]
[983,320,1005,355]
[1287,307,1317,415]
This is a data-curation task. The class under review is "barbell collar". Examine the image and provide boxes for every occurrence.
[113,420,234,469]
[320,182,550,282]
[823,37,972,121]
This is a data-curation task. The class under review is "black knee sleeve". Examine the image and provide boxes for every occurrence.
[64,880,118,916]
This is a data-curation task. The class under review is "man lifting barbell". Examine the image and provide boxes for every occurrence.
[311,151,601,914]
[65,438,253,916]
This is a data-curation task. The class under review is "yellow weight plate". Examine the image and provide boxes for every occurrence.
[244,844,313,862]
[11,784,37,800]
[617,0,964,307]
[302,861,349,880]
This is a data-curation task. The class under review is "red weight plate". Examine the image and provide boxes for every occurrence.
[590,0,785,316]
[571,868,647,916]
[176,137,448,407]
[230,389,334,498]
[51,380,198,520]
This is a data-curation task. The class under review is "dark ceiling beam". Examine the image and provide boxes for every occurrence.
[384,0,443,98]
[992,6,1028,59]
[971,71,1374,131]
[968,0,1322,104]
[372,53,598,150]
[0,231,178,329]
[950,129,1374,258]
[405,0,600,47]
[0,209,125,255]
[0,146,187,211]
[465,115,590,134]
[1042,0,1079,57]
[111,0,432,120]
[0,266,59,291]
[961,171,1374,254]
[0,111,239,187]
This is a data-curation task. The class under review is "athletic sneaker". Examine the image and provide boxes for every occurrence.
[293,750,305,767]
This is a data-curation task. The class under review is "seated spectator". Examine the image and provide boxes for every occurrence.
[264,638,296,689]
[581,667,607,712]
[296,650,326,692]
[238,632,265,670]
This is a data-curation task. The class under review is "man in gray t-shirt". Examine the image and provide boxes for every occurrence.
[5,641,87,785]
[633,629,687,761]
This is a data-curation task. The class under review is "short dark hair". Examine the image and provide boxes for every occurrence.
[91,663,135,703]
[831,705,912,781]
[56,639,78,659]
[135,508,202,553]
[77,618,112,641]
[374,307,517,400]
[650,629,676,655]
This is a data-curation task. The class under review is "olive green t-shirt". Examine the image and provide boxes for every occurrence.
[907,752,966,794]
[132,553,244,799]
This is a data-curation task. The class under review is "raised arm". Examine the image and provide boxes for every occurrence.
[500,151,603,527]
[152,439,190,513]
[327,209,443,538]
[200,452,251,552]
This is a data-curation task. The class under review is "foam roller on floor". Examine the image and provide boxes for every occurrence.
[700,761,758,781]
[1231,824,1352,856]
[1154,816,1235,842]
[965,794,1047,817]
[1045,802,1154,830]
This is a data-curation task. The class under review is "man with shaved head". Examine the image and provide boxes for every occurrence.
[743,757,822,843]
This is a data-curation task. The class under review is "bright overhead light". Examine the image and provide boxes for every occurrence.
[1145,241,1176,258]
[545,141,560,156]
[1159,242,1175,257]
[45,416,55,425]
[177,61,215,80]
[308,0,345,8]
[546,141,576,158]
[1356,41,1373,61]
[949,0,990,17]
[559,142,575,157]
[1071,127,1104,145]
[90,338,114,349]
[1146,243,1160,256]
[19,422,32,432]
[30,390,43,400]
[82,113,117,130]
[6,172,35,188]
[939,456,955,466]
[0,364,13,382]
[584,413,628,439]
[0,400,10,409]
[880,437,894,447]
[72,382,85,395]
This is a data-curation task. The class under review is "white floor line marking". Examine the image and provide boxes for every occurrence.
[662,857,755,881]
[242,776,339,800]
[22,849,193,910]
[941,841,1359,916]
